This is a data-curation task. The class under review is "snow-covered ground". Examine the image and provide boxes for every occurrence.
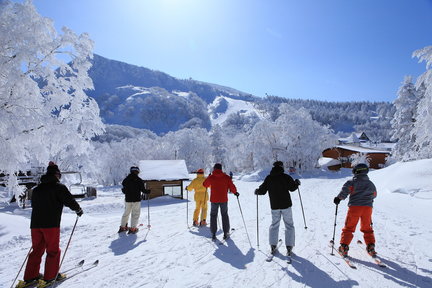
[1,160,431,288]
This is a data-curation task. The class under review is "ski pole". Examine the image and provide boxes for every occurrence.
[52,215,79,288]
[297,187,308,229]
[147,193,151,229]
[10,246,32,288]
[186,186,189,228]
[330,204,339,255]
[236,195,252,248]
[256,193,260,250]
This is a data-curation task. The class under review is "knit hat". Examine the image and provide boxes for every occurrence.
[46,161,60,175]
[273,161,284,168]
[130,166,140,173]
[213,163,222,170]
[197,169,204,174]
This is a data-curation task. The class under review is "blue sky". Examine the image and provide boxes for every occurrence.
[30,0,432,102]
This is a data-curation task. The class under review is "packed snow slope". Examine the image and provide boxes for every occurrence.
[1,160,431,288]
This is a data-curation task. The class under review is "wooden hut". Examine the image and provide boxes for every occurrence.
[139,160,190,199]
[322,145,390,170]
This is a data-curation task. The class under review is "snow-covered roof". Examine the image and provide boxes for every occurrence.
[338,132,370,143]
[318,157,341,167]
[336,145,390,154]
[139,160,190,181]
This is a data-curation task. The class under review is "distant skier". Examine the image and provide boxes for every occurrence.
[119,166,149,234]
[255,161,301,256]
[203,163,239,240]
[186,169,209,226]
[19,162,83,287]
[333,163,377,257]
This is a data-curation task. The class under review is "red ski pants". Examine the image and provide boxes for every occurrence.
[24,228,61,281]
[340,206,375,246]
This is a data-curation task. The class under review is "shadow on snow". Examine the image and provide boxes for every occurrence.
[109,233,146,256]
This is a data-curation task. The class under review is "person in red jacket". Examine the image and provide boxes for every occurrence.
[203,163,239,240]
[20,162,83,287]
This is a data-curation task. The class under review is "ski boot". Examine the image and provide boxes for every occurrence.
[37,273,67,288]
[192,220,199,227]
[286,246,293,256]
[338,244,349,257]
[118,224,128,233]
[15,274,43,288]
[366,243,377,257]
[199,219,207,226]
[127,227,139,234]
[270,245,277,255]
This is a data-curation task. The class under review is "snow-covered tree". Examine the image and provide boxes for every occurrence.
[242,104,336,172]
[350,153,371,167]
[0,1,104,194]
[210,125,226,165]
[412,46,432,159]
[273,104,336,171]
[390,76,419,160]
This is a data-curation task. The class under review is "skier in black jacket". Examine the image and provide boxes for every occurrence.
[119,166,149,234]
[21,162,83,286]
[255,161,300,256]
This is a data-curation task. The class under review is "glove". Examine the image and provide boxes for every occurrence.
[76,208,83,217]
[333,197,341,205]
[234,192,240,197]
[295,179,301,186]
[254,189,260,195]
[143,189,151,194]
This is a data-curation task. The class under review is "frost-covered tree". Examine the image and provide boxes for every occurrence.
[90,127,212,185]
[243,104,336,172]
[0,1,104,194]
[390,76,419,160]
[210,125,226,165]
[247,119,279,171]
[350,153,371,167]
[273,104,336,171]
[412,46,432,159]
[158,128,211,171]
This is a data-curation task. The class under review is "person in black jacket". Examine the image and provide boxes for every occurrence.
[119,166,149,234]
[22,162,83,285]
[255,161,301,256]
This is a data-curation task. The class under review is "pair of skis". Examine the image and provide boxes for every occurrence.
[265,239,292,264]
[329,240,387,269]
[356,240,387,268]
[15,259,99,288]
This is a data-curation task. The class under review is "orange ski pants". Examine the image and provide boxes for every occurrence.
[340,206,375,246]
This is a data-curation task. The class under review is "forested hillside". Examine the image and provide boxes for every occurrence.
[88,54,394,140]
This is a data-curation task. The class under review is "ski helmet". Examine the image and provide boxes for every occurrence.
[352,163,369,175]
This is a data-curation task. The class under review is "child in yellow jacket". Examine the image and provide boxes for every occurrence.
[187,169,208,226]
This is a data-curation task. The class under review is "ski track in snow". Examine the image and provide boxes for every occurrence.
[1,163,432,288]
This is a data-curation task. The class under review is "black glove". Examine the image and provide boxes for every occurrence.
[234,192,240,197]
[143,189,151,194]
[295,179,301,186]
[333,197,341,205]
[254,189,260,195]
[76,208,83,217]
